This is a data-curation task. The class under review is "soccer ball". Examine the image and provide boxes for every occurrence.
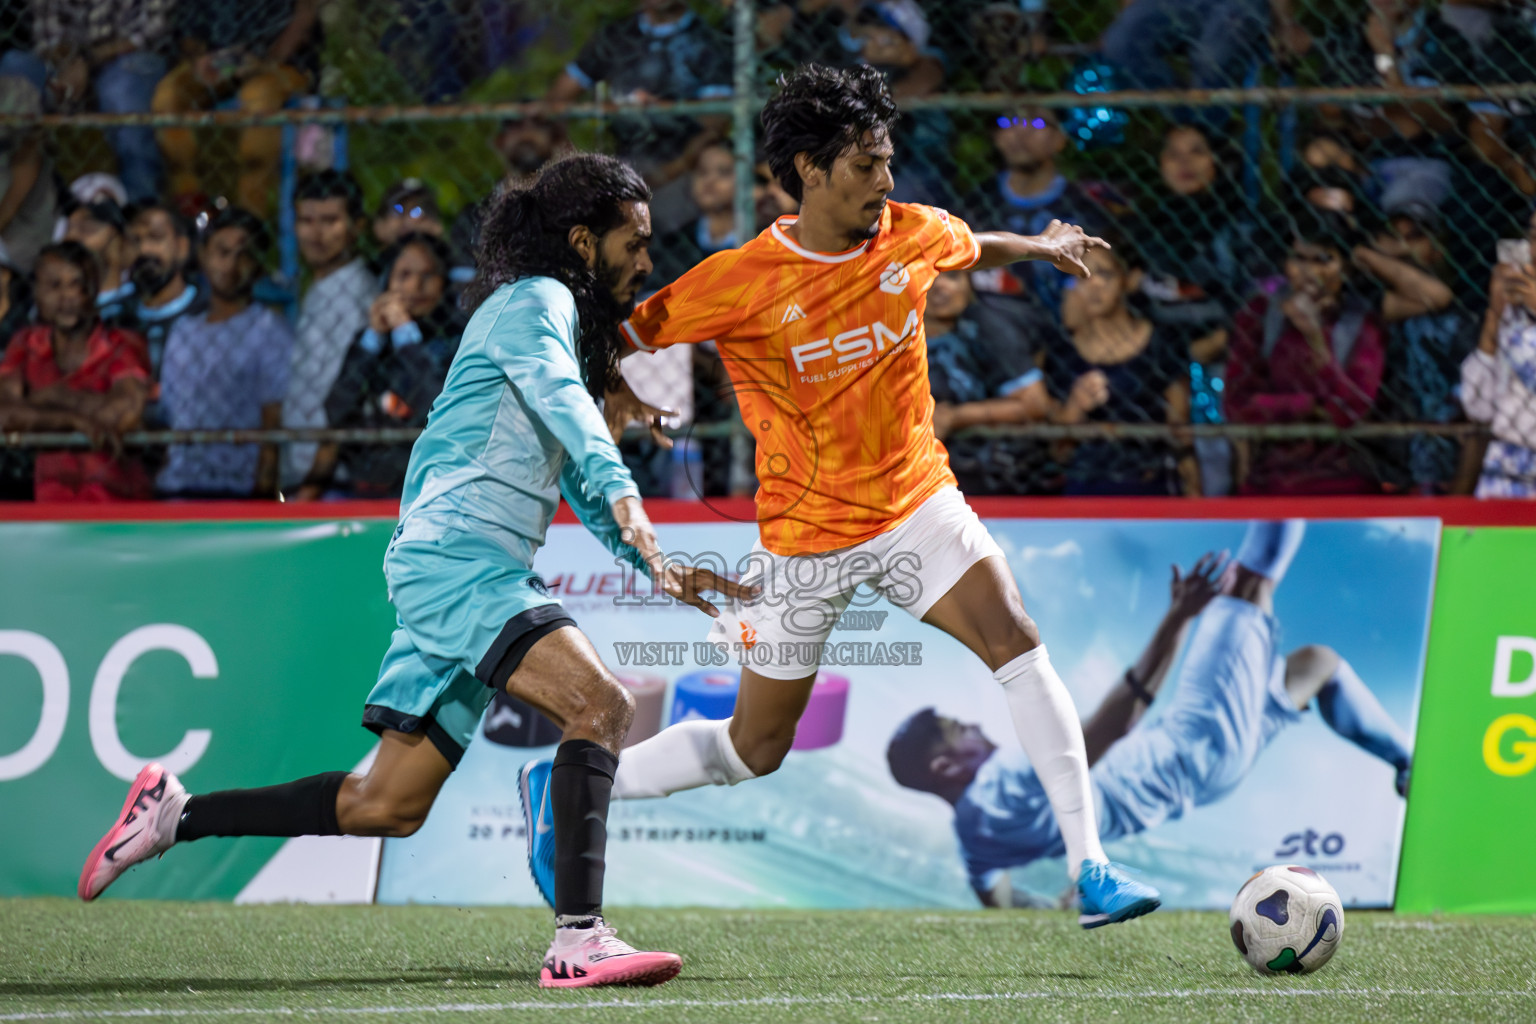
[1228,865,1344,975]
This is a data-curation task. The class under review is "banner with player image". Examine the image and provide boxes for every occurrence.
[376,516,1439,911]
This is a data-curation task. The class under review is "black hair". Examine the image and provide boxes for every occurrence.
[694,137,735,167]
[465,153,651,398]
[1161,120,1237,170]
[65,198,126,235]
[1288,204,1357,257]
[1295,163,1360,194]
[294,169,366,221]
[886,707,944,792]
[204,207,273,259]
[761,63,899,203]
[380,231,452,280]
[34,240,101,305]
[380,232,457,330]
[1090,227,1141,272]
[125,199,194,242]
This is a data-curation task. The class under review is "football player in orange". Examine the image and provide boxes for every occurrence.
[524,64,1160,926]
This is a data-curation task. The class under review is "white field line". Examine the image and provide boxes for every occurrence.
[2,987,1535,1020]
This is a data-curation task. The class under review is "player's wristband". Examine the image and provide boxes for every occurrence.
[1123,668,1156,707]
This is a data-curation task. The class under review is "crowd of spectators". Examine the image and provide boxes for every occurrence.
[1,0,1535,501]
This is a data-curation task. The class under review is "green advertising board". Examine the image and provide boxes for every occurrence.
[0,519,394,900]
[1397,526,1536,913]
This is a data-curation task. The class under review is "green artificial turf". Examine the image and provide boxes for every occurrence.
[2,901,1533,1023]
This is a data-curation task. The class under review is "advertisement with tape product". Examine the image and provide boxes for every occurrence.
[376,516,1438,911]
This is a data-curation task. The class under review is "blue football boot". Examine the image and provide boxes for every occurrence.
[518,758,557,909]
[1077,860,1161,929]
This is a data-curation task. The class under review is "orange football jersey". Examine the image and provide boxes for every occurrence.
[622,201,981,555]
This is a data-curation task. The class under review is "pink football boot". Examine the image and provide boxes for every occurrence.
[79,762,187,900]
[539,920,682,988]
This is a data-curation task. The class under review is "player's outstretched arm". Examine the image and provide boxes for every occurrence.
[1080,551,1227,765]
[972,219,1110,277]
[610,495,757,618]
[602,378,673,448]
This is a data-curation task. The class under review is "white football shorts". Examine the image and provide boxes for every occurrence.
[705,485,1005,680]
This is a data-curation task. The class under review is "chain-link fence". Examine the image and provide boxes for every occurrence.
[1,0,1534,501]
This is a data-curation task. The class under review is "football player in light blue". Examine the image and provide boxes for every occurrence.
[888,521,1414,909]
[80,155,751,989]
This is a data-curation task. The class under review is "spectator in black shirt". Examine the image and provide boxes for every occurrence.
[297,233,463,500]
[0,257,30,498]
[852,1,950,207]
[927,271,1049,437]
[1352,196,1470,493]
[962,104,1131,324]
[121,200,205,433]
[449,118,573,293]
[1312,1,1474,210]
[493,116,569,181]
[1050,245,1194,495]
[647,140,739,292]
[1134,124,1271,496]
[122,201,204,379]
[754,0,863,73]
[1102,0,1308,129]
[925,270,1052,495]
[546,0,732,233]
[1135,123,1266,348]
[0,75,55,277]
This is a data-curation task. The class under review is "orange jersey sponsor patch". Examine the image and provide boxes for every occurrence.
[623,202,980,556]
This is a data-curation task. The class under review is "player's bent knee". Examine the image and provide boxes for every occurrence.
[561,672,635,750]
[339,799,429,837]
[337,775,438,838]
[1288,644,1340,678]
[378,811,428,838]
[982,620,1040,672]
[735,730,794,777]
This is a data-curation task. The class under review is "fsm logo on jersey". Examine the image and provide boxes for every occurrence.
[789,309,919,373]
[879,261,910,295]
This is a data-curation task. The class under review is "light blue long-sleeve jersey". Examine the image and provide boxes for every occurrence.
[391,276,646,572]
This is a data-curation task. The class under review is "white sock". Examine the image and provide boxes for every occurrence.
[996,645,1106,879]
[611,718,756,799]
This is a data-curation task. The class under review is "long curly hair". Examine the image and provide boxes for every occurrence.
[464,153,651,397]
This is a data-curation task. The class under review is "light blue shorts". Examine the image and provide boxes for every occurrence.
[362,531,573,767]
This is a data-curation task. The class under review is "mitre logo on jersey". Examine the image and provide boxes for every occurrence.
[879,261,911,295]
[789,308,920,372]
[781,302,807,325]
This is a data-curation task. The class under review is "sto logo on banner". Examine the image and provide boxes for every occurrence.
[1484,635,1536,777]
[0,624,218,782]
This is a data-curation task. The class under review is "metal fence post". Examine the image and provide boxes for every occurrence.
[732,0,757,246]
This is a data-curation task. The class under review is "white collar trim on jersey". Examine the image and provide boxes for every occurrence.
[770,216,871,264]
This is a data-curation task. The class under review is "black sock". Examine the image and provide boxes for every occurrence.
[175,772,347,842]
[550,739,618,922]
